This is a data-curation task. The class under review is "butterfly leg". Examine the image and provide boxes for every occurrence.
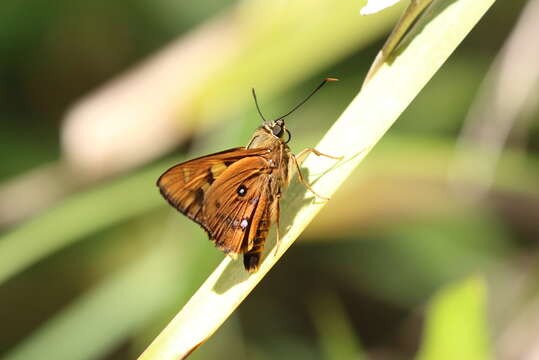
[291,154,331,200]
[291,148,342,200]
[271,196,281,255]
[294,147,343,165]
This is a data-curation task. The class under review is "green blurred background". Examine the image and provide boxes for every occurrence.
[1,0,538,359]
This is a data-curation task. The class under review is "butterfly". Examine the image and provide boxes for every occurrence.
[157,78,340,272]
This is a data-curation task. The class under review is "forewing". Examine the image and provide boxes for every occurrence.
[157,147,269,224]
[202,156,271,255]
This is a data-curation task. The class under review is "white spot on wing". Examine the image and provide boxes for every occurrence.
[240,219,249,229]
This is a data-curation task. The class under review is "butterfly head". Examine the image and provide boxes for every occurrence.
[263,118,290,143]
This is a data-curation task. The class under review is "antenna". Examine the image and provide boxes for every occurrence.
[277,77,338,120]
[251,88,267,122]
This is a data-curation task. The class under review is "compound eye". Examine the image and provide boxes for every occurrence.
[272,125,282,137]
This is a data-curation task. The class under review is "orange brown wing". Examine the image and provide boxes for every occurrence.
[157,147,269,224]
[202,156,272,255]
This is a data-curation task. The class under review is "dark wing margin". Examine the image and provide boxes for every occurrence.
[242,199,271,272]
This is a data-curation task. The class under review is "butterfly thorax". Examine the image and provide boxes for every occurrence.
[246,124,291,195]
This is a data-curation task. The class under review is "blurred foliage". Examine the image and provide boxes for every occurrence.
[417,276,491,360]
[0,0,537,359]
